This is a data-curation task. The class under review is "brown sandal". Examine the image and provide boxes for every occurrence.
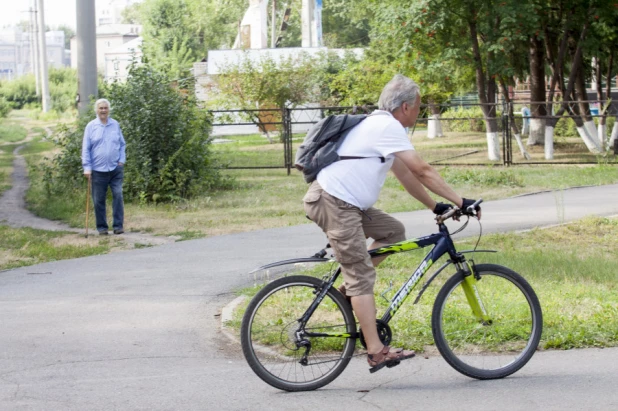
[367,345,416,373]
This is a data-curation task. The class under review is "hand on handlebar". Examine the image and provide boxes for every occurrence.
[435,198,483,223]
[461,198,482,219]
[433,202,453,215]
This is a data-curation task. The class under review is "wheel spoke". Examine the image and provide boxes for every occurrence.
[432,264,542,379]
[241,276,356,391]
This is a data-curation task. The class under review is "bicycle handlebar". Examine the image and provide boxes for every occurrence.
[436,198,483,224]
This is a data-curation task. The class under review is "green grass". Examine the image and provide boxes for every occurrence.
[0,123,28,143]
[232,216,618,352]
[0,225,112,271]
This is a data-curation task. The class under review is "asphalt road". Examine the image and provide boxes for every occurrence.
[1,184,618,411]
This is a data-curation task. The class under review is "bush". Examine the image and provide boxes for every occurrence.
[104,65,229,202]
[0,68,78,113]
[0,75,37,109]
[553,116,579,138]
[441,107,487,133]
[41,65,231,203]
[0,96,10,118]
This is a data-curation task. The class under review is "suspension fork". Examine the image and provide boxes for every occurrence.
[456,259,492,325]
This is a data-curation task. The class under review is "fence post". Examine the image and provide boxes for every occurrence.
[284,108,292,175]
[502,102,512,166]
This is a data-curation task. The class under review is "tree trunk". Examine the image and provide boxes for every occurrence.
[528,35,547,146]
[575,59,598,144]
[468,16,499,161]
[427,100,444,139]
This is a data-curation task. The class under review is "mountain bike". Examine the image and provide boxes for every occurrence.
[240,200,543,391]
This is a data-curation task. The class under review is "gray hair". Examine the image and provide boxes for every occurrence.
[378,74,421,113]
[94,98,111,114]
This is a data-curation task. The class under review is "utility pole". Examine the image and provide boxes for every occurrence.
[36,0,51,112]
[76,0,97,113]
[29,4,41,96]
[271,0,276,48]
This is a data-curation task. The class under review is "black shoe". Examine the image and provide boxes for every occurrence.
[113,229,124,235]
[98,231,109,235]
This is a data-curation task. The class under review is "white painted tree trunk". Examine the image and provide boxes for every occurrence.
[427,114,444,139]
[486,131,500,161]
[527,118,545,145]
[598,123,607,150]
[513,133,531,160]
[545,126,554,160]
[584,120,599,144]
[576,126,602,153]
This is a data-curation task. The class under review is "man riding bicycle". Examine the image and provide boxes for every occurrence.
[303,74,481,373]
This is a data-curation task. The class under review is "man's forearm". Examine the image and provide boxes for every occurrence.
[416,167,462,207]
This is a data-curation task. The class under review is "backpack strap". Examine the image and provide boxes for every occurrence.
[339,156,386,163]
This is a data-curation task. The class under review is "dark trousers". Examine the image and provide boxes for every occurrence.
[91,167,124,232]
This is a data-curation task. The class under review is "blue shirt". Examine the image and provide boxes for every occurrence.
[82,117,126,172]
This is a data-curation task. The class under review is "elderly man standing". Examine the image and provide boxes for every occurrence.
[303,74,480,373]
[82,98,126,235]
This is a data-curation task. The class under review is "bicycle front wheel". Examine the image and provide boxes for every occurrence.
[432,263,542,380]
[241,275,356,391]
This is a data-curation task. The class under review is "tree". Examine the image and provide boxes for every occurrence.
[367,0,532,159]
[210,51,321,142]
[121,2,142,24]
[139,0,198,79]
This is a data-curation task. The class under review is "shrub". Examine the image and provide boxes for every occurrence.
[40,65,231,203]
[0,68,78,113]
[553,116,579,138]
[0,96,10,118]
[441,107,487,133]
[104,65,229,202]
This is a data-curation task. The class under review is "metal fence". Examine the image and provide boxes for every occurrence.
[208,101,617,172]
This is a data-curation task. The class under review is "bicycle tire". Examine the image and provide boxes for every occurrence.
[432,263,543,380]
[241,275,357,391]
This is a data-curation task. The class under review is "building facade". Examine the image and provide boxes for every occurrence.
[0,29,67,80]
[70,24,141,74]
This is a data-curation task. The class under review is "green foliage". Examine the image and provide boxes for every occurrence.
[39,65,230,203]
[139,0,245,78]
[441,107,487,132]
[0,68,77,113]
[326,58,397,106]
[38,112,91,196]
[553,116,580,138]
[104,65,229,202]
[0,74,37,109]
[0,96,11,118]
[211,51,325,140]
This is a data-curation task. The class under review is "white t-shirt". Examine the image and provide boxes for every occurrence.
[316,110,414,209]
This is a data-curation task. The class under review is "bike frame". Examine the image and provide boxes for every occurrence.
[297,221,496,339]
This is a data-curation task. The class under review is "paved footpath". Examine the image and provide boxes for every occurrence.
[1,185,618,411]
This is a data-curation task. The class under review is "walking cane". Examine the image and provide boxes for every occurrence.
[85,175,91,238]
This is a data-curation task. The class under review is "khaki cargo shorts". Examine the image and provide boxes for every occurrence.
[303,181,406,296]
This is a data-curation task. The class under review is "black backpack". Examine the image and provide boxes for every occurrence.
[294,114,384,183]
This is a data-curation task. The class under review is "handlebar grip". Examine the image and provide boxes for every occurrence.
[466,198,483,214]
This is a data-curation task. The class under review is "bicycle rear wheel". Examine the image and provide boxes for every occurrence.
[432,263,542,379]
[241,275,356,391]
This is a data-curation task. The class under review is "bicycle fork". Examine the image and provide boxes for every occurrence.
[457,260,492,325]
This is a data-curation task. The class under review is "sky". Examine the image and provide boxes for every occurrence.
[1,0,78,30]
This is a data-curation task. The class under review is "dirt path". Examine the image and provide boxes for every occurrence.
[0,126,174,248]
